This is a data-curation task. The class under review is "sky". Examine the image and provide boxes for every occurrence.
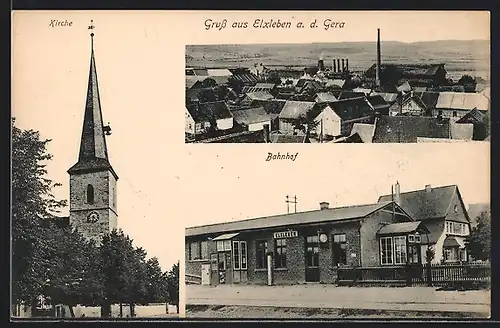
[181,144,490,228]
[11,10,490,271]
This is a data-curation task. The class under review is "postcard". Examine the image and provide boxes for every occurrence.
[11,10,490,321]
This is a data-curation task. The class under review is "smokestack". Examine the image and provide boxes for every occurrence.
[394,181,401,205]
[337,59,341,73]
[425,184,432,193]
[320,202,330,210]
[341,59,345,72]
[318,59,325,71]
[333,59,337,73]
[263,124,270,143]
[376,28,381,87]
[346,59,349,72]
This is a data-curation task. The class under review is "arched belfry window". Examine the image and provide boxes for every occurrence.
[87,184,95,204]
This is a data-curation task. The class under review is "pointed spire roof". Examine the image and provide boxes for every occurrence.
[68,21,118,180]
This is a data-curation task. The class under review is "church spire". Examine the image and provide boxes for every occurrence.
[68,20,118,180]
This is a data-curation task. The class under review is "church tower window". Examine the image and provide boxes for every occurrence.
[87,184,95,204]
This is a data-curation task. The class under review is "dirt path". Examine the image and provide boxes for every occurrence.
[186,304,489,319]
[186,284,490,317]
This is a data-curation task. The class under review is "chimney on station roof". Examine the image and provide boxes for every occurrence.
[320,202,330,210]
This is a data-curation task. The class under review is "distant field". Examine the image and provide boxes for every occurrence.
[186,40,490,81]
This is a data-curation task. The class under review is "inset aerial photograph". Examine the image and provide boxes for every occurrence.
[185,29,490,143]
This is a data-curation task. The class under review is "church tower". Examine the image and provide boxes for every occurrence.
[67,21,118,242]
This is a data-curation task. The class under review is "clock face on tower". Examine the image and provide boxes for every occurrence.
[87,211,100,223]
[319,233,328,243]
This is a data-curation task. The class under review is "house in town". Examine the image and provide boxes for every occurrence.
[185,101,234,135]
[207,68,233,77]
[185,76,207,90]
[258,99,287,115]
[228,68,260,86]
[352,87,373,95]
[314,92,338,103]
[325,79,346,89]
[455,108,489,141]
[396,91,441,117]
[275,87,297,100]
[278,101,318,134]
[231,106,275,132]
[331,133,364,143]
[332,123,376,143]
[366,95,390,116]
[239,91,275,106]
[258,99,287,131]
[337,91,366,100]
[242,83,278,94]
[186,87,217,103]
[318,97,374,138]
[400,93,431,116]
[370,92,400,116]
[185,68,209,77]
[295,79,324,94]
[310,103,340,139]
[248,63,266,77]
[365,63,448,88]
[378,183,471,264]
[396,81,413,93]
[310,98,377,140]
[185,199,424,286]
[372,116,451,143]
[433,92,490,120]
[268,67,304,85]
[413,91,440,109]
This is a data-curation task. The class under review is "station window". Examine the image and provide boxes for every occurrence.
[256,240,268,269]
[189,240,209,261]
[332,234,347,266]
[380,237,393,265]
[393,236,407,265]
[274,239,287,269]
[216,240,232,252]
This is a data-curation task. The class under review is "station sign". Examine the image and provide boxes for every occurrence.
[273,230,298,239]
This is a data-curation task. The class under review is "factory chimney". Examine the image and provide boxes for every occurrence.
[332,59,337,73]
[341,59,345,72]
[337,59,341,73]
[318,59,325,71]
[346,58,349,72]
[376,28,381,87]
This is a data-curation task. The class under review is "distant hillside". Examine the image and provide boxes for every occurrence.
[186,40,490,80]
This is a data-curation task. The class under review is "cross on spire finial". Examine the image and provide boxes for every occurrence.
[88,19,95,37]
